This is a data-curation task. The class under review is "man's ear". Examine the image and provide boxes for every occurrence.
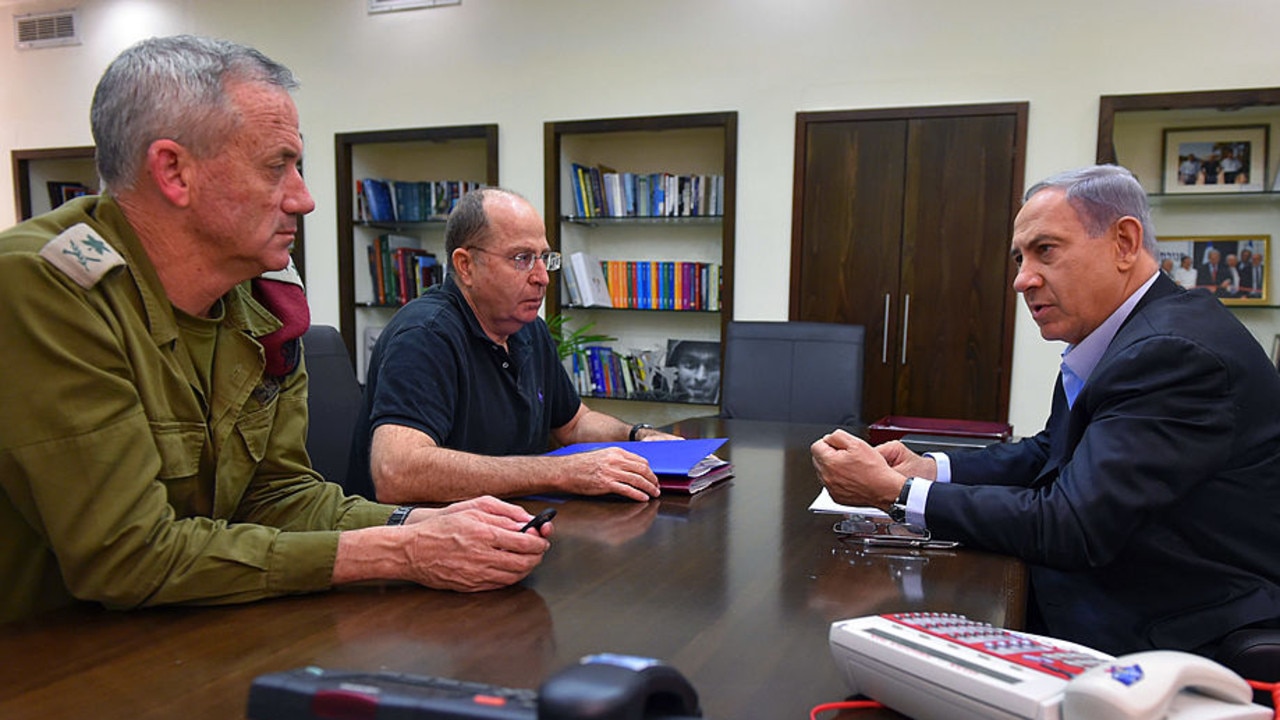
[1113,216,1145,268]
[146,139,193,208]
[451,247,474,285]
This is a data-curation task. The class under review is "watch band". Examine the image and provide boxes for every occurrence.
[386,506,414,526]
[629,423,654,441]
[888,477,914,523]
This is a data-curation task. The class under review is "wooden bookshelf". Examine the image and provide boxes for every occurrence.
[544,112,737,409]
[11,146,97,221]
[1098,87,1280,315]
[334,125,498,376]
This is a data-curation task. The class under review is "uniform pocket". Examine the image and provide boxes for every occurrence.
[235,402,276,463]
[149,421,205,479]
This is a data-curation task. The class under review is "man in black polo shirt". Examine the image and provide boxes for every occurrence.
[347,187,678,503]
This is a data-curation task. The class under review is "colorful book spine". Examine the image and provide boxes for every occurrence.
[589,260,722,312]
[586,346,607,396]
[562,166,725,218]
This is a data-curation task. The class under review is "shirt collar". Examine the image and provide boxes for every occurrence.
[1062,271,1160,385]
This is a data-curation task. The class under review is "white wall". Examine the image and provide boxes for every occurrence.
[4,0,1280,435]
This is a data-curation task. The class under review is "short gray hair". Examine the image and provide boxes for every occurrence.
[90,35,298,194]
[1025,164,1157,255]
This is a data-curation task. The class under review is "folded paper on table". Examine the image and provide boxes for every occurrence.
[808,487,889,519]
[547,438,732,494]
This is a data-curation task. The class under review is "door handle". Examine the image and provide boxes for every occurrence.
[881,293,890,364]
[900,294,910,365]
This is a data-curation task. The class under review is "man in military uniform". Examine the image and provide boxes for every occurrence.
[0,35,550,624]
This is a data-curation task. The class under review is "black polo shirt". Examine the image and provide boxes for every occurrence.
[345,277,581,499]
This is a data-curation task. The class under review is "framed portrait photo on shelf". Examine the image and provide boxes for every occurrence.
[1157,234,1269,306]
[1161,125,1268,194]
[650,339,721,405]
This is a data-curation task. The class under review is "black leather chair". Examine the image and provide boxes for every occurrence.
[1214,628,1280,707]
[719,320,864,426]
[301,325,363,488]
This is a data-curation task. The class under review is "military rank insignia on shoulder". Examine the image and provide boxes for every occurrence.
[38,223,126,289]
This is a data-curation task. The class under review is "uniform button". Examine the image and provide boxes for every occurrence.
[502,362,509,368]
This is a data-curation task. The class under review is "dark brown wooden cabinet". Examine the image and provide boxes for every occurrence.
[790,104,1026,424]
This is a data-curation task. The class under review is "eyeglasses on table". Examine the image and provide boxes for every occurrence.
[832,514,961,549]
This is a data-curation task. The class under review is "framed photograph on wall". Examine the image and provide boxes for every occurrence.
[1161,125,1268,194]
[1157,234,1269,305]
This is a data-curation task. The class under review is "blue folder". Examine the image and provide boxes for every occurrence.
[546,438,727,476]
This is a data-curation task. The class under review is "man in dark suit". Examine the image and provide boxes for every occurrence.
[1241,252,1266,298]
[812,164,1280,656]
[1197,247,1227,291]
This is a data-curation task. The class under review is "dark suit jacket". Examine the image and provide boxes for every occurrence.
[928,274,1280,655]
[1240,263,1265,295]
[1196,262,1223,288]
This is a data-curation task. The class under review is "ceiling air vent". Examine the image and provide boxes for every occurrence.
[15,9,80,50]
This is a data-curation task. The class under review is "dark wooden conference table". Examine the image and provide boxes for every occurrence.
[0,417,1026,720]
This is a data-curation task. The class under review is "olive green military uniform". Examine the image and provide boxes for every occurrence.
[0,196,395,623]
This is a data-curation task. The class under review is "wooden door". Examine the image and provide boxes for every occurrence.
[792,119,907,422]
[791,105,1025,424]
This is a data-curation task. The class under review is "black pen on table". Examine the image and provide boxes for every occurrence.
[520,507,557,533]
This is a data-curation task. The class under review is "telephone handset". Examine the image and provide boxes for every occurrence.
[1063,650,1259,720]
[829,613,1270,720]
[540,653,702,719]
[246,654,702,720]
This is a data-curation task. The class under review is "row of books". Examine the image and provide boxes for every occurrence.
[569,163,725,219]
[562,252,722,311]
[566,339,720,405]
[357,178,482,223]
[567,345,663,401]
[366,234,444,306]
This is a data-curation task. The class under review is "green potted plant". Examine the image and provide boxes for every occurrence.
[546,313,616,362]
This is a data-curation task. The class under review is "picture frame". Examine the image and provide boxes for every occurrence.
[367,0,459,13]
[61,183,90,203]
[660,339,721,404]
[1161,125,1268,194]
[46,180,92,209]
[1157,234,1269,306]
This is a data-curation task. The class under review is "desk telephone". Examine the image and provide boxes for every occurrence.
[829,613,1270,720]
[247,653,702,720]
